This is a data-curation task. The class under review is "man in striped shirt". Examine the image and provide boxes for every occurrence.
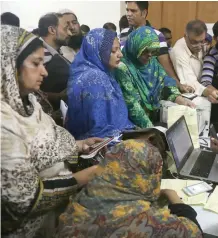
[124,1,193,93]
[201,21,218,127]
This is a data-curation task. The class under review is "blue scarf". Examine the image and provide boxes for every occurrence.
[67,28,134,139]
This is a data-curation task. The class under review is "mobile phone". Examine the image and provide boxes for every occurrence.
[182,93,197,100]
[210,124,218,140]
[80,137,114,159]
[90,137,113,150]
[183,182,213,196]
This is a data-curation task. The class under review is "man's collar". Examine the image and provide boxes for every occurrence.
[182,37,203,59]
[40,38,60,56]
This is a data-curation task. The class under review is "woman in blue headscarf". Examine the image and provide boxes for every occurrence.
[67,28,135,139]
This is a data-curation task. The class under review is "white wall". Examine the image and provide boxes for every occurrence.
[1,1,121,32]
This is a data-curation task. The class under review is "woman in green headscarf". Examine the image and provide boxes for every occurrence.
[115,26,194,128]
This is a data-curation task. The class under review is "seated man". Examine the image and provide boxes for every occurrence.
[103,22,117,32]
[170,20,217,101]
[38,12,72,111]
[201,21,218,127]
[125,1,192,93]
[159,27,173,50]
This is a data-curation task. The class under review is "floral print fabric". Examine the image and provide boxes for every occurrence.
[57,140,202,238]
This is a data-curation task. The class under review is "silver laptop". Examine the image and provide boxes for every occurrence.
[166,116,218,183]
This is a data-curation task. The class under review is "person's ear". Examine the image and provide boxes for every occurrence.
[141,9,148,18]
[48,26,56,35]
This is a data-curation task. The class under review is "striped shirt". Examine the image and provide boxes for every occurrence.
[201,45,218,87]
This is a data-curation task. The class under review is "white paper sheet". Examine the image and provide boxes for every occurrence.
[161,179,209,205]
[192,205,218,236]
[168,105,200,148]
[60,100,68,122]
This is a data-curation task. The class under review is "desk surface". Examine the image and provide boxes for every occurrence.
[192,205,218,236]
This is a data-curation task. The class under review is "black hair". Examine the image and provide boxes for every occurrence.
[186,20,207,36]
[80,24,90,33]
[38,13,62,37]
[31,28,40,36]
[119,15,129,32]
[17,38,43,70]
[125,1,149,11]
[159,27,171,35]
[1,12,20,27]
[213,21,218,37]
[103,22,117,32]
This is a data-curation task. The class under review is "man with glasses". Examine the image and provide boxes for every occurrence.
[170,20,214,98]
[159,27,173,50]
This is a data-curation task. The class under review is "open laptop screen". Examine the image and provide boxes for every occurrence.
[166,117,193,169]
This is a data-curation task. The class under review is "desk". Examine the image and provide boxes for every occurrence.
[160,97,212,137]
[192,205,218,236]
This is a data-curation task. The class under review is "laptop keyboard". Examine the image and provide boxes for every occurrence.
[190,151,216,178]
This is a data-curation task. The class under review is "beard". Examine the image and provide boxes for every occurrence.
[68,33,83,50]
[55,34,69,47]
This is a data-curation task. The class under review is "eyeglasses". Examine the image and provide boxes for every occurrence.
[186,34,207,47]
[140,48,160,57]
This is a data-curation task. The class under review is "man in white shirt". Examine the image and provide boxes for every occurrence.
[170,20,218,102]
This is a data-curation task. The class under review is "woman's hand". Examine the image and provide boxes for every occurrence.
[178,84,195,93]
[76,137,104,154]
[160,189,184,204]
[175,96,196,108]
[73,165,98,186]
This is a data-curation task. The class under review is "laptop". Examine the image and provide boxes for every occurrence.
[166,116,218,183]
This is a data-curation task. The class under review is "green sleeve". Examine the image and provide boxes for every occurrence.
[166,86,181,102]
[115,65,153,128]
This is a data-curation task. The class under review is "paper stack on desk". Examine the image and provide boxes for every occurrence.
[204,186,218,213]
[161,179,209,205]
[161,179,218,214]
[168,106,200,148]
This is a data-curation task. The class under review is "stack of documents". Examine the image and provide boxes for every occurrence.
[168,106,200,148]
[161,179,209,205]
[161,179,218,214]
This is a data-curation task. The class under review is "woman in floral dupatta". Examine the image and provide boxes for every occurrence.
[57,138,202,238]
